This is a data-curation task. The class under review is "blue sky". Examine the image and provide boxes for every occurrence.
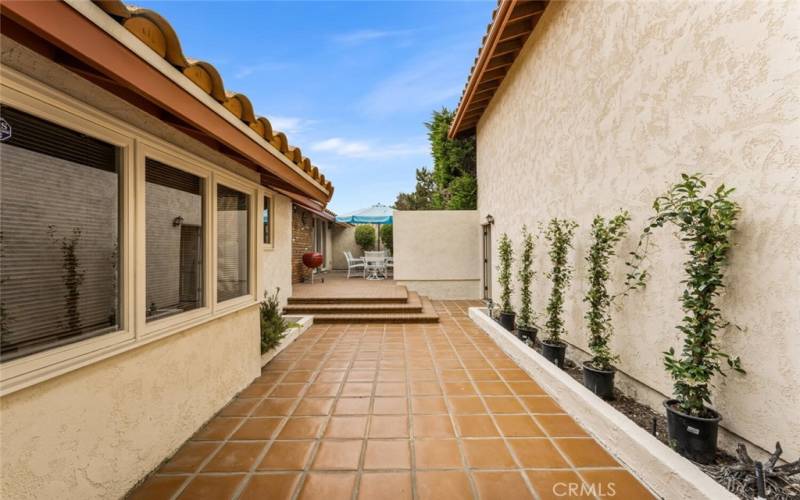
[139,1,494,214]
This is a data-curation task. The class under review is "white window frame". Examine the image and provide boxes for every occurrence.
[261,191,275,251]
[0,68,260,395]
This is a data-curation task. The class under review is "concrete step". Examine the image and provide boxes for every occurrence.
[285,292,424,314]
[311,296,440,324]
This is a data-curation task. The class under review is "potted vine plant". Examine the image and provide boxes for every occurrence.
[496,233,515,331]
[516,226,537,344]
[582,211,630,399]
[628,173,744,464]
[541,218,578,368]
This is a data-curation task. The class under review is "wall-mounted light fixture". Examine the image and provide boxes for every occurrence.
[172,216,184,227]
[485,214,494,225]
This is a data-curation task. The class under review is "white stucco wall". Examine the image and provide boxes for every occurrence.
[261,193,293,306]
[476,0,800,458]
[394,210,481,299]
[1,306,260,500]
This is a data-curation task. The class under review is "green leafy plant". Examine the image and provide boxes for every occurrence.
[584,212,630,370]
[380,224,393,253]
[445,174,477,210]
[49,226,85,335]
[516,226,536,328]
[355,224,376,251]
[544,218,578,344]
[260,288,289,354]
[627,174,744,417]
[497,233,514,314]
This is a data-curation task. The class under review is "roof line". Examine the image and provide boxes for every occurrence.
[449,0,548,138]
[70,0,333,200]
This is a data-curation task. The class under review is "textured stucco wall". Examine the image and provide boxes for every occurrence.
[261,193,293,306]
[0,306,260,500]
[477,0,800,458]
[331,224,359,270]
[394,210,481,299]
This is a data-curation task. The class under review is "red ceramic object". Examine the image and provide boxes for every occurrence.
[302,252,323,269]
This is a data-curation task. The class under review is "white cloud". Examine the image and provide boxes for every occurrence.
[311,137,427,159]
[234,61,291,79]
[268,116,313,135]
[359,50,466,116]
[333,29,414,46]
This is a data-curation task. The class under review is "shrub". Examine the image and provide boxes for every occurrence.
[628,173,744,417]
[584,212,630,370]
[355,224,376,251]
[497,233,514,314]
[260,288,288,354]
[380,224,393,253]
[516,226,536,328]
[445,175,477,210]
[544,218,578,343]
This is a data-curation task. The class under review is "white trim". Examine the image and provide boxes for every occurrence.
[468,307,737,500]
[0,67,261,396]
[62,0,330,197]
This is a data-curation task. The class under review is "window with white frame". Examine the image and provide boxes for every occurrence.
[262,194,272,246]
[313,217,328,263]
[145,158,205,322]
[217,184,250,302]
[0,105,121,361]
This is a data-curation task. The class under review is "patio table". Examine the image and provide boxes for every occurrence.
[364,253,387,280]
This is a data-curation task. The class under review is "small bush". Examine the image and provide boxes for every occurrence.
[355,224,376,251]
[260,288,288,354]
[381,224,393,253]
[497,233,514,314]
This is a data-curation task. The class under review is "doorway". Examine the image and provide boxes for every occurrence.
[482,222,492,301]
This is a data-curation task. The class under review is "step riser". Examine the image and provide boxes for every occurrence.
[287,298,407,305]
[313,316,439,324]
[285,306,424,314]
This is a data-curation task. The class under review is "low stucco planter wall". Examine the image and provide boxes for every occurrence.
[260,315,313,367]
[469,307,736,500]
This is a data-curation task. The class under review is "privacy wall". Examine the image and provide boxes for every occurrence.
[476,0,799,458]
[394,210,482,299]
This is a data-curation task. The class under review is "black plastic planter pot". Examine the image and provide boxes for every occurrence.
[582,362,615,400]
[540,340,566,368]
[517,325,538,344]
[664,399,721,464]
[498,312,516,332]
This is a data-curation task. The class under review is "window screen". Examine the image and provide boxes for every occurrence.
[145,158,204,322]
[0,106,121,361]
[217,185,249,302]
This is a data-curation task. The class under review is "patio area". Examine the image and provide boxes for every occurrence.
[129,301,653,500]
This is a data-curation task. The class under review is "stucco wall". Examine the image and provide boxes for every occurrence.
[331,224,359,270]
[394,210,481,299]
[476,0,800,458]
[261,193,293,306]
[0,305,260,500]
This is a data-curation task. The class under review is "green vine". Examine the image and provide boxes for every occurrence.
[516,226,536,328]
[497,233,514,314]
[584,211,630,370]
[627,174,744,417]
[544,218,578,344]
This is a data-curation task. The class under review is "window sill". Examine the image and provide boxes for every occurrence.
[0,300,259,397]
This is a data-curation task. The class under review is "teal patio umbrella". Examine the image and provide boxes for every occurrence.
[336,203,393,250]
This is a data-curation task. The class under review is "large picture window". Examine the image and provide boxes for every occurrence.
[217,184,250,302]
[145,158,204,322]
[0,106,121,361]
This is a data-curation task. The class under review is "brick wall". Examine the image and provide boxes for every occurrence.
[291,204,314,284]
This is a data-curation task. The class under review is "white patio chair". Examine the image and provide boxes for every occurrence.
[385,256,394,277]
[344,251,365,279]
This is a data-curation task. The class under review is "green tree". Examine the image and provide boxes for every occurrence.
[394,108,478,210]
[544,218,578,344]
[394,168,436,210]
[380,224,393,253]
[355,224,376,251]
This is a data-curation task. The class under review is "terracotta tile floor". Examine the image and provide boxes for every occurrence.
[129,301,655,500]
